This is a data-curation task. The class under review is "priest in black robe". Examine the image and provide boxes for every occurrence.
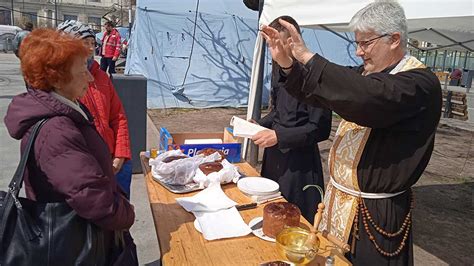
[252,16,332,224]
[261,2,441,266]
[252,16,332,223]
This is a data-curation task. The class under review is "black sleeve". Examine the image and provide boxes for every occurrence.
[283,54,441,129]
[275,107,332,149]
[257,109,276,129]
[258,66,280,128]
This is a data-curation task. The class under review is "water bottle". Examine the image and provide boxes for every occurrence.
[150,148,158,158]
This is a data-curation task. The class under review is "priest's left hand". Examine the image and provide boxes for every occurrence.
[252,129,278,148]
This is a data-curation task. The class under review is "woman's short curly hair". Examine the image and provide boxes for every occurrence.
[19,28,89,91]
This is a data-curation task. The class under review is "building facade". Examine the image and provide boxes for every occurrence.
[0,0,134,31]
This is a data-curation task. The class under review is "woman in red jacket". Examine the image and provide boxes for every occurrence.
[58,20,133,198]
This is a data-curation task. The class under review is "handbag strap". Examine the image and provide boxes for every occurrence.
[8,118,48,196]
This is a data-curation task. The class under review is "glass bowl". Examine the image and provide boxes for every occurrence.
[275,227,320,265]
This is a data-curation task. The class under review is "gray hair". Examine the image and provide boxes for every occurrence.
[349,0,408,50]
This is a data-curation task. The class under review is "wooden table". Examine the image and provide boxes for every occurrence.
[140,153,350,265]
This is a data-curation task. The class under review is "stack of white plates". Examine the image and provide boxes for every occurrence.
[237,177,279,196]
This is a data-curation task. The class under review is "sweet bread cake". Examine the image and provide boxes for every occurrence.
[262,202,301,238]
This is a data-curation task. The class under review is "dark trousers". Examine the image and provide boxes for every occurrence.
[449,78,461,86]
[100,57,116,75]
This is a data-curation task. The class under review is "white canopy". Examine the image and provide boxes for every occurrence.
[259,0,474,50]
[243,0,474,157]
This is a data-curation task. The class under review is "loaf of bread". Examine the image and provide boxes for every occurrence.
[162,155,188,163]
[198,162,223,175]
[262,202,301,238]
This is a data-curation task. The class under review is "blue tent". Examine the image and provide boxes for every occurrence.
[126,0,361,109]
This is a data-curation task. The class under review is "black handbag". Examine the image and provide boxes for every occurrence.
[0,119,113,266]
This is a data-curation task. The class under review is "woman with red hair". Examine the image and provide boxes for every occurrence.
[4,28,136,265]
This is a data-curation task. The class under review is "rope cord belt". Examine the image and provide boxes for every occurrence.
[330,178,406,199]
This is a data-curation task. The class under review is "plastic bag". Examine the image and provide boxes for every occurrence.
[149,150,215,185]
[149,150,239,186]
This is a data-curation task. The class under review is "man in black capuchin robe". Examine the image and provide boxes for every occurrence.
[261,1,441,266]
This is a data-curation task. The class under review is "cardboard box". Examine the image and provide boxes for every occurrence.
[223,127,244,144]
[159,127,242,163]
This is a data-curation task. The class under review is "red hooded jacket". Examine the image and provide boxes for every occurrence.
[101,28,121,58]
[80,60,131,160]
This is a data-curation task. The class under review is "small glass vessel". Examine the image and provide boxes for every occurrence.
[275,227,320,265]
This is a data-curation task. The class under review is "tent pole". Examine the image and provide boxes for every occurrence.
[248,0,265,166]
[319,24,353,43]
[432,50,438,69]
[424,41,474,52]
[441,50,447,71]
[430,28,473,52]
[463,52,469,69]
[129,3,133,36]
[10,0,14,25]
[452,51,458,70]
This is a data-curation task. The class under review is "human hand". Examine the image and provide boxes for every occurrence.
[278,19,314,65]
[112,157,125,174]
[248,119,258,124]
[112,56,118,61]
[251,129,278,148]
[260,25,293,69]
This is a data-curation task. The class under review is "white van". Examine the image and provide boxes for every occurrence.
[0,25,22,52]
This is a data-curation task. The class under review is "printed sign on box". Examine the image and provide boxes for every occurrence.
[159,127,242,163]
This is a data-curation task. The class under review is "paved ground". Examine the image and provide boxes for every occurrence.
[0,54,23,189]
[0,53,160,265]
